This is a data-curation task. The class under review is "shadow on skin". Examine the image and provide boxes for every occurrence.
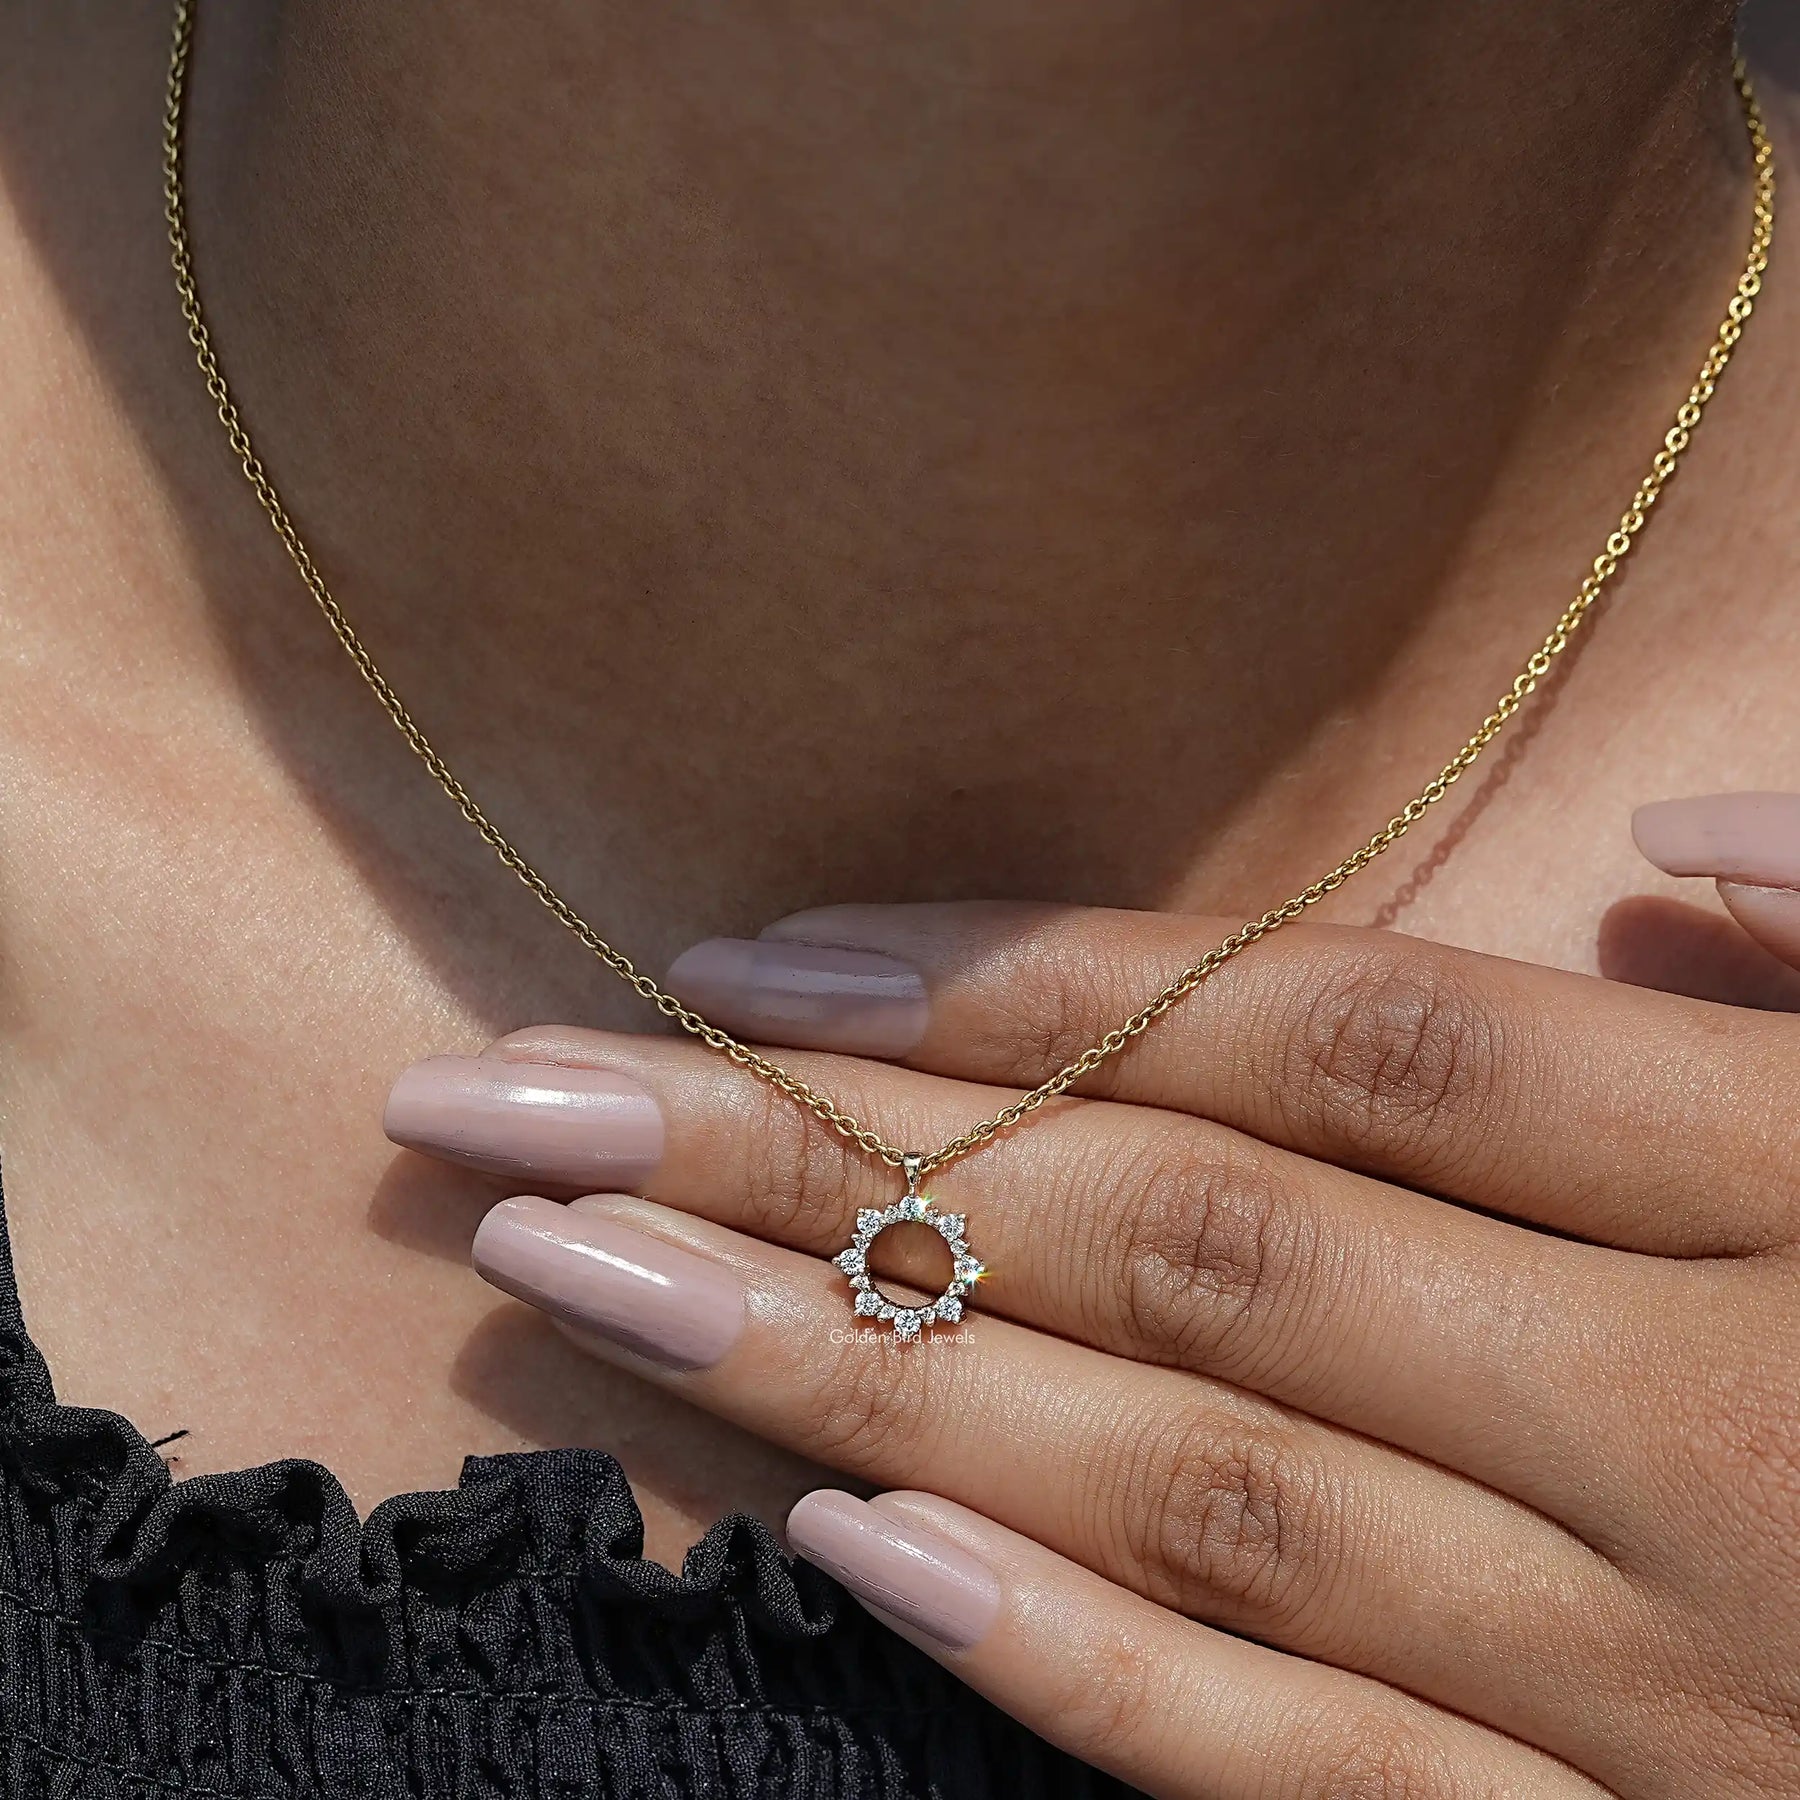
[1598,895,1800,1012]
[364,1148,513,1264]
[1361,613,1597,932]
[448,1299,830,1556]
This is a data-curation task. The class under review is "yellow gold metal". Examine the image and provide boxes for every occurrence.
[163,0,1776,1185]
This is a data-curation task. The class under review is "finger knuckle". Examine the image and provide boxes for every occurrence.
[1671,1326,1800,1548]
[796,1321,952,1478]
[732,1073,848,1241]
[1672,1681,1800,1793]
[1114,1415,1338,1628]
[1042,1624,1164,1769]
[965,947,1114,1088]
[1111,1129,1313,1380]
[1281,945,1506,1166]
[1284,1706,1463,1800]
[959,923,1169,1092]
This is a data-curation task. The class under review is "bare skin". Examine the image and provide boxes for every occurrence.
[0,0,1797,1583]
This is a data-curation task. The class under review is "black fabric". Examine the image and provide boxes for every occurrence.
[0,1177,1133,1797]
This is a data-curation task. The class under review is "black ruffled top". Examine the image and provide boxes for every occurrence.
[0,1181,1131,1797]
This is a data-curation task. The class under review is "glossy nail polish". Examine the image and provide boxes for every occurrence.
[1632,792,1800,886]
[473,1195,744,1370]
[384,1056,664,1188]
[666,938,928,1057]
[1716,882,1800,968]
[786,1491,1000,1652]
[1633,794,1800,970]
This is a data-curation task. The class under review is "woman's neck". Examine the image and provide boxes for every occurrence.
[1,0,1794,1540]
[159,3,1761,927]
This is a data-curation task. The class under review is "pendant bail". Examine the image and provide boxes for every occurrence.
[901,1153,926,1196]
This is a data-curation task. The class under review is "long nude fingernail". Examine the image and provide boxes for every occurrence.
[786,1490,1000,1652]
[384,1056,663,1187]
[1632,793,1800,886]
[666,938,929,1057]
[473,1195,744,1370]
[1715,882,1800,968]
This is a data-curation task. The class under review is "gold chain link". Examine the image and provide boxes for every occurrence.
[162,0,1775,1181]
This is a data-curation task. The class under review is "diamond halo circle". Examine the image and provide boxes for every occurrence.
[831,1194,985,1342]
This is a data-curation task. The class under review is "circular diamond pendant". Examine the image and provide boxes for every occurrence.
[831,1179,985,1343]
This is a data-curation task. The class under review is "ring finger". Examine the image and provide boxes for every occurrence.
[471,1188,1641,1769]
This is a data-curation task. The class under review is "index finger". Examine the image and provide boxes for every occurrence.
[666,901,1799,1255]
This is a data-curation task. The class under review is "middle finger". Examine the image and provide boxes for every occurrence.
[389,1028,1671,1528]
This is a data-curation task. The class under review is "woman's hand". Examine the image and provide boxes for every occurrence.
[384,793,1800,1798]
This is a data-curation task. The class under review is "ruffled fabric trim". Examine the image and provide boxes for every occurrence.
[0,1181,1128,1797]
[0,1197,837,1663]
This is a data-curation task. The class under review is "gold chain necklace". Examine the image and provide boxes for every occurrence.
[162,0,1775,1340]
